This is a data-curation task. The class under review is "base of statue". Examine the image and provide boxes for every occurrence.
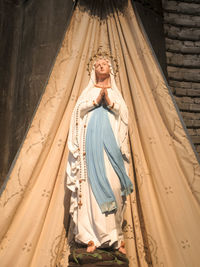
[68,248,129,267]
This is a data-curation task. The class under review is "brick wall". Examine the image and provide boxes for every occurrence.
[162,0,200,156]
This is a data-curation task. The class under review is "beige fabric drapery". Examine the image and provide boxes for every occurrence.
[0,0,200,266]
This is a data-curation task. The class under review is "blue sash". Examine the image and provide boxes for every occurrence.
[86,106,133,214]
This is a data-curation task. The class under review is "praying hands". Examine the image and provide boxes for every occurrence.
[96,88,112,106]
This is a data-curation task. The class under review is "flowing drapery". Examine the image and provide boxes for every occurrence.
[0,0,200,266]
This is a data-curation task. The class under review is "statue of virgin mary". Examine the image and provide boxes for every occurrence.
[66,58,133,253]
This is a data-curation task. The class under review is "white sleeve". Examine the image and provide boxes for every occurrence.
[107,101,120,116]
[66,152,80,192]
[79,99,100,117]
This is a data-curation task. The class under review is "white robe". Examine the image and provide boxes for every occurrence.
[67,85,129,248]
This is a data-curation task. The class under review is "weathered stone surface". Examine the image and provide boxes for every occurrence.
[167,66,200,82]
[169,81,200,97]
[164,24,200,41]
[162,1,200,15]
[181,111,200,120]
[174,88,187,96]
[68,248,129,267]
[196,145,200,153]
[175,96,195,104]
[166,38,200,54]
[169,80,200,90]
[177,102,200,112]
[183,119,200,128]
[187,128,197,136]
[164,12,200,27]
[166,52,200,68]
[191,136,200,144]
[175,88,200,97]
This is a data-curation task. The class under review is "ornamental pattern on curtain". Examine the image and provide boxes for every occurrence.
[0,0,200,266]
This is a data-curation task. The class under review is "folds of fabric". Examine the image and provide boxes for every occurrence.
[0,0,200,266]
[86,106,133,213]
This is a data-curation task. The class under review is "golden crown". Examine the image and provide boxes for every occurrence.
[87,46,119,76]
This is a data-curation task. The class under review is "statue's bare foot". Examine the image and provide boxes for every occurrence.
[87,241,96,253]
[118,246,126,254]
[118,241,126,254]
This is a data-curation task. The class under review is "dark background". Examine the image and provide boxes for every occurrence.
[0,0,75,184]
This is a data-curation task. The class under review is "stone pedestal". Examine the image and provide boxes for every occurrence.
[68,248,129,267]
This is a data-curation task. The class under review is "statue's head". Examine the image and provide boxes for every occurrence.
[94,58,111,82]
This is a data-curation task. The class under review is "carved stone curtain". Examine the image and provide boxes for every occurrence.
[0,1,200,266]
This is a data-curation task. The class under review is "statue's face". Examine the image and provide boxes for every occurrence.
[95,59,110,78]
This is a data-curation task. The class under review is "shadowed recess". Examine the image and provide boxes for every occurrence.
[77,0,129,19]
